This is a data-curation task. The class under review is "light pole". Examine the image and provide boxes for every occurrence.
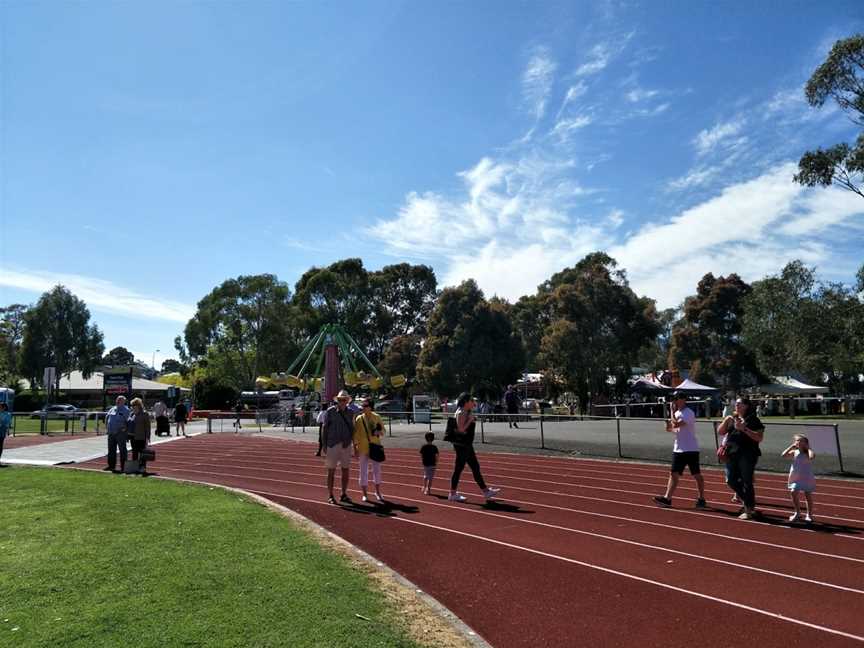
[152,349,160,375]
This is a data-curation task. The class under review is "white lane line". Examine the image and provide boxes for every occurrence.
[151,452,864,527]
[149,461,864,564]
[239,476,864,595]
[192,451,864,513]
[167,442,864,500]
[242,487,864,644]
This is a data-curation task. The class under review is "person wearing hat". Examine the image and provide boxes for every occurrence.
[322,390,355,504]
[654,392,706,509]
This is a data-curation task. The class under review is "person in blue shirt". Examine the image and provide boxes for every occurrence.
[0,403,11,467]
[104,396,130,472]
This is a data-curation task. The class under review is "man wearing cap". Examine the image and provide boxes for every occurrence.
[654,392,706,509]
[322,390,355,504]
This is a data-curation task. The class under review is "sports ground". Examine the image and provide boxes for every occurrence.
[77,434,864,647]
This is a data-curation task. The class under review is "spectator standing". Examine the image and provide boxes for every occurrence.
[723,396,765,520]
[504,385,520,429]
[653,393,706,509]
[782,434,816,523]
[174,400,188,437]
[127,397,151,474]
[420,432,438,495]
[104,396,130,472]
[353,398,385,502]
[449,392,500,502]
[322,390,355,504]
[234,400,243,432]
[0,403,11,466]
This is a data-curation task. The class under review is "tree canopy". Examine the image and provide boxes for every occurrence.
[102,346,135,367]
[794,34,864,198]
[19,286,104,390]
[417,280,523,397]
[184,274,299,390]
[669,273,760,390]
[537,253,659,408]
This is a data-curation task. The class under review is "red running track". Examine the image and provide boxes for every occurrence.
[79,435,864,647]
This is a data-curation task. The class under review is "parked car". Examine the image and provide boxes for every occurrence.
[375,399,408,419]
[30,404,82,419]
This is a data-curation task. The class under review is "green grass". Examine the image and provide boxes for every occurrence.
[0,468,424,648]
[10,417,98,435]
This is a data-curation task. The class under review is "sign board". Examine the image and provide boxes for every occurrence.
[103,366,133,397]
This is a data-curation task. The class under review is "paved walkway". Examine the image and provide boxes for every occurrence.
[2,423,207,466]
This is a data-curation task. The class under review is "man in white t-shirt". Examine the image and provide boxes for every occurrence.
[654,392,706,509]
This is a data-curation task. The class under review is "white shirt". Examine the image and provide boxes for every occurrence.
[316,409,327,425]
[672,407,699,453]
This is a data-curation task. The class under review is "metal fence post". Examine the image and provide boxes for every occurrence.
[616,417,622,457]
[480,415,485,444]
[388,415,392,437]
[540,412,545,449]
[834,424,845,473]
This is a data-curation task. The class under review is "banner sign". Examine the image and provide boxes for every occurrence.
[103,367,133,397]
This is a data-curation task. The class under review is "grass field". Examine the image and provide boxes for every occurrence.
[0,468,428,648]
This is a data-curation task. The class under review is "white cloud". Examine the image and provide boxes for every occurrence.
[522,47,557,120]
[693,118,745,156]
[550,115,592,142]
[370,157,862,310]
[576,43,613,76]
[625,88,659,103]
[666,166,719,192]
[780,187,864,236]
[555,81,589,119]
[607,209,625,228]
[0,268,194,322]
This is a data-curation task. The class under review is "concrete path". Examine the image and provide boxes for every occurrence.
[2,422,207,466]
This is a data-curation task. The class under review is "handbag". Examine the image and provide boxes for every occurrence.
[443,416,457,442]
[362,417,386,463]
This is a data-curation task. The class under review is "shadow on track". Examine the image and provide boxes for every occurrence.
[429,494,535,515]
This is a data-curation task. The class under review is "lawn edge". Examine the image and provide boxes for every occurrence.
[66,465,492,648]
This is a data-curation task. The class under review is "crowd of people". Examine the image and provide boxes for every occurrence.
[318,389,500,505]
[96,387,819,525]
[654,392,817,523]
[102,396,190,474]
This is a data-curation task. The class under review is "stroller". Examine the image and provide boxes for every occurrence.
[155,415,171,437]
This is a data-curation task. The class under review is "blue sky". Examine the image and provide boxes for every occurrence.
[1,1,863,368]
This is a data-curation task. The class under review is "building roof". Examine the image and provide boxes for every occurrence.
[22,371,189,393]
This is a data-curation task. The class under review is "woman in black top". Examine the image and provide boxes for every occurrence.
[721,396,765,520]
[448,392,500,502]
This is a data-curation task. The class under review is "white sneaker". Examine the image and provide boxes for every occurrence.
[448,492,467,502]
[361,495,369,503]
[788,513,800,522]
[483,487,500,499]
[804,515,813,523]
[375,493,384,502]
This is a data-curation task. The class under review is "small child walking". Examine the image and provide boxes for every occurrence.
[420,432,439,495]
[782,434,816,523]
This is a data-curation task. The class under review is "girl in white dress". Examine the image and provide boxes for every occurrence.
[781,434,816,523]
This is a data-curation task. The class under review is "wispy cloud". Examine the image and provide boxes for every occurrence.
[550,115,592,142]
[555,81,588,119]
[522,47,557,120]
[0,268,194,322]
[625,88,659,103]
[574,32,634,77]
[693,118,746,156]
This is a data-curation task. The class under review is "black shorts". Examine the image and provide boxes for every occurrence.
[671,451,701,475]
